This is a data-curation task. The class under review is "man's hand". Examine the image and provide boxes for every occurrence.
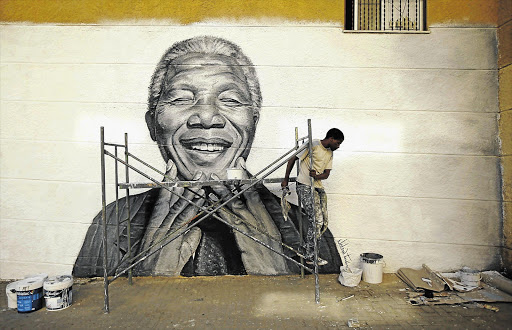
[211,157,288,275]
[310,169,330,181]
[138,159,204,276]
[281,156,296,188]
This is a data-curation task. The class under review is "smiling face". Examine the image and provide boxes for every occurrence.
[148,53,259,180]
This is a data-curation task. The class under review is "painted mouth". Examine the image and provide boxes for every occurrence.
[180,138,232,153]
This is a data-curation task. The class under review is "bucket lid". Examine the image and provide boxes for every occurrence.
[24,273,48,281]
[360,253,383,261]
[44,275,73,291]
[6,281,20,292]
[16,277,44,291]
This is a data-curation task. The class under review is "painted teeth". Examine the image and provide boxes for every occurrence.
[190,143,225,152]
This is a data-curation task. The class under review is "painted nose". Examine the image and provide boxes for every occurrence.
[187,96,226,129]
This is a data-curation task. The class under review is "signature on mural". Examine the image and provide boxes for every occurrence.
[73,36,341,277]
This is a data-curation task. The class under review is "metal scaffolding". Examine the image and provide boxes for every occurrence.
[99,119,321,313]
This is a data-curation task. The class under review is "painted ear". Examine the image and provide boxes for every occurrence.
[145,111,157,141]
[253,109,260,125]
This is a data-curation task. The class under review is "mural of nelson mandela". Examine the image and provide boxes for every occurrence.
[73,36,341,277]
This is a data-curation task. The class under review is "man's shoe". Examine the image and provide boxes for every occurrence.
[306,257,328,266]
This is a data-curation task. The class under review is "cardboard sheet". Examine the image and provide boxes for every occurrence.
[397,264,448,292]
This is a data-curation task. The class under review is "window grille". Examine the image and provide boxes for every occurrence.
[345,0,426,31]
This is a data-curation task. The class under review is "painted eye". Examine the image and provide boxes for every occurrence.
[170,97,194,105]
[164,89,195,105]
[219,97,243,107]
[218,90,249,107]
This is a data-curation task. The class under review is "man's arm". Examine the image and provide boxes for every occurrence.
[310,169,331,181]
[281,157,297,188]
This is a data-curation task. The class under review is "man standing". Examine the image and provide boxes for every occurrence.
[282,128,344,265]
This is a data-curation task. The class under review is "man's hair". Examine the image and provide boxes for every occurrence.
[325,128,344,141]
[147,36,262,116]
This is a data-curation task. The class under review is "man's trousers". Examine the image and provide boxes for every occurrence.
[296,183,328,260]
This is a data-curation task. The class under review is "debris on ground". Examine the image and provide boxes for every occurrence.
[336,294,354,302]
[481,271,512,296]
[347,318,360,328]
[397,264,512,307]
[475,303,500,312]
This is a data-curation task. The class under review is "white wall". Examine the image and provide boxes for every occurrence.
[0,22,500,279]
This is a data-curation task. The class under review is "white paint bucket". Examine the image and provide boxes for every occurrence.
[44,275,73,311]
[360,253,384,284]
[6,281,20,309]
[459,267,481,287]
[226,168,244,180]
[25,273,48,281]
[16,277,45,313]
[338,267,363,287]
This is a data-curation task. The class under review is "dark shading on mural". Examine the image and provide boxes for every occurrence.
[73,36,341,277]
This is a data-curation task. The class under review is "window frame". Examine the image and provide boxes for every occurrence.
[345,0,428,33]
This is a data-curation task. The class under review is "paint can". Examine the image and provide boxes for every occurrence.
[360,253,384,284]
[459,267,481,287]
[226,168,244,180]
[16,277,44,313]
[24,273,48,281]
[6,281,20,309]
[43,275,73,311]
[338,267,363,287]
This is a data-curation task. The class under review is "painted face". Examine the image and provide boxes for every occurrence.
[153,54,259,180]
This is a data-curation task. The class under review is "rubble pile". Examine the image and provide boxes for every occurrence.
[397,264,512,308]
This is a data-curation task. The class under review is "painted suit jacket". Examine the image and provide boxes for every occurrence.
[73,185,342,277]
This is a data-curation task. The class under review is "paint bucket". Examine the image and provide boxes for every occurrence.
[360,253,384,284]
[226,168,244,180]
[16,277,44,313]
[25,273,48,281]
[338,267,363,287]
[6,281,20,309]
[459,267,481,287]
[44,275,73,311]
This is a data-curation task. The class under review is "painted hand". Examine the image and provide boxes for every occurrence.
[210,157,288,275]
[138,159,204,276]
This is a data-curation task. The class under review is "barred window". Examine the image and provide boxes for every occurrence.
[345,0,426,31]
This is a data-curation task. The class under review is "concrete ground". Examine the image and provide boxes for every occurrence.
[1,274,512,329]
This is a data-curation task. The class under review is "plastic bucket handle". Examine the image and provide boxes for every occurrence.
[360,253,383,264]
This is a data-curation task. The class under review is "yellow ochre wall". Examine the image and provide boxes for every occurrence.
[0,0,499,26]
[499,0,512,277]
